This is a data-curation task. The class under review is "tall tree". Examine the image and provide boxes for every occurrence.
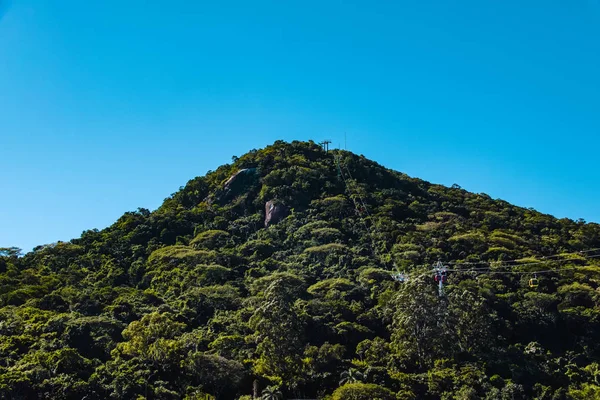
[250,273,306,389]
[389,275,450,370]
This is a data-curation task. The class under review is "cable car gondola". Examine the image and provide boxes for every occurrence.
[528,274,539,289]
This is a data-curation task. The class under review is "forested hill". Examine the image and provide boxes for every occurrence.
[2,140,600,400]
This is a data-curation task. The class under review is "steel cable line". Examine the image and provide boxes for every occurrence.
[445,253,600,272]
[335,154,402,272]
[332,152,600,285]
[446,248,600,266]
[342,163,371,218]
[443,254,600,276]
[443,251,600,271]
[394,254,600,283]
[337,156,404,272]
[335,155,371,232]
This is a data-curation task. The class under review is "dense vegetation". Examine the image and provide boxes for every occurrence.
[1,140,600,399]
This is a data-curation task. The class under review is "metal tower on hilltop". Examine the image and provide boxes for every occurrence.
[320,140,332,153]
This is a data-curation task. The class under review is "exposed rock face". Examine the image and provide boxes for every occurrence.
[213,168,257,204]
[223,168,252,190]
[265,200,289,227]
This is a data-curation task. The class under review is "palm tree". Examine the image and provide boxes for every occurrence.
[339,368,365,385]
[261,385,283,400]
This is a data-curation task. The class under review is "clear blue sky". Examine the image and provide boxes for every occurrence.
[1,0,599,252]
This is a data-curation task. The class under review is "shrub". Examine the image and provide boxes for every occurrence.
[331,383,395,400]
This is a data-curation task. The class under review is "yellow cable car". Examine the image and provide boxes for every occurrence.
[528,275,539,288]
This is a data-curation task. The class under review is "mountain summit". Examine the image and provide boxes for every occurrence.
[2,140,600,399]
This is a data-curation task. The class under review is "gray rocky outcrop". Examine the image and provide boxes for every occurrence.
[265,200,289,227]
